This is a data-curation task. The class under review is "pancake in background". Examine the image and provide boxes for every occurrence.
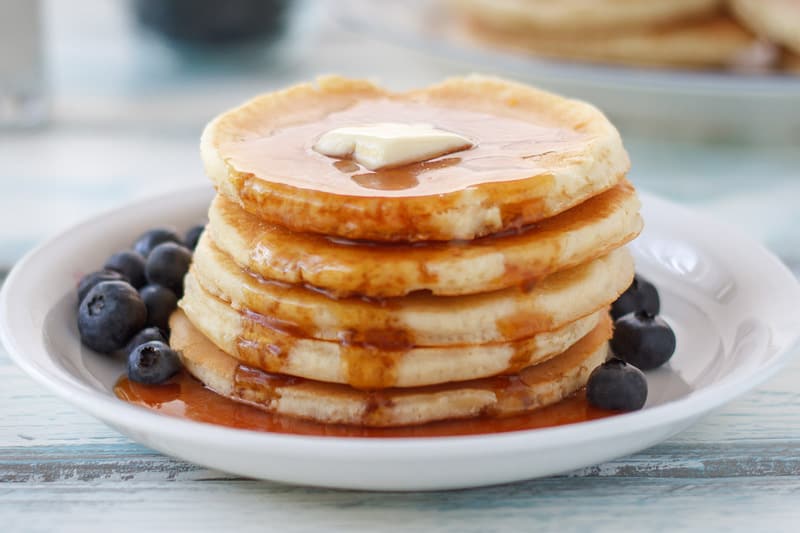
[448,0,723,33]
[465,15,760,69]
[729,0,800,55]
[783,52,800,73]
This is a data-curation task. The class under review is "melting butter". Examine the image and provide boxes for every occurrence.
[313,122,473,171]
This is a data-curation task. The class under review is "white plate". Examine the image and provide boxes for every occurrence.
[2,186,799,491]
[335,0,800,144]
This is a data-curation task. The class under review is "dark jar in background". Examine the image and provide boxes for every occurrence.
[133,0,292,45]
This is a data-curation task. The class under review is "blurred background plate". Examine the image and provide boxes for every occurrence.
[336,0,800,144]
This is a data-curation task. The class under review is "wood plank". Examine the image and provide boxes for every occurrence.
[2,439,799,484]
[3,476,800,532]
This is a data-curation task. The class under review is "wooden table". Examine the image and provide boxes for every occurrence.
[2,2,800,531]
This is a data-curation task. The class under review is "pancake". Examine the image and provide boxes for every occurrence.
[170,309,611,427]
[784,52,800,73]
[729,0,800,55]
[201,75,629,241]
[208,180,641,298]
[465,16,759,69]
[180,272,604,389]
[192,231,633,345]
[448,0,723,33]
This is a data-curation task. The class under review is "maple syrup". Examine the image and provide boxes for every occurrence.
[223,99,585,198]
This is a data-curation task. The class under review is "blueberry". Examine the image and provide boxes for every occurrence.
[123,326,168,356]
[611,274,661,320]
[184,224,205,251]
[103,250,147,288]
[77,270,125,304]
[78,281,147,354]
[132,227,182,258]
[140,284,178,332]
[145,242,193,295]
[586,358,648,411]
[127,341,181,384]
[611,311,677,371]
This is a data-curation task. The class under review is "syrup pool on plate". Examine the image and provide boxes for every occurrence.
[114,371,617,438]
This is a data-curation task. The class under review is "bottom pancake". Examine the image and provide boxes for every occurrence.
[169,310,611,427]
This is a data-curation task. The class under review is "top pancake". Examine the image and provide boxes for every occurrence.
[201,75,629,241]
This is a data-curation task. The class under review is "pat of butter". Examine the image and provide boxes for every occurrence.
[313,123,473,170]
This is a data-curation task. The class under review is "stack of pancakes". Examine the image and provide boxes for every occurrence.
[171,75,642,427]
[449,0,799,73]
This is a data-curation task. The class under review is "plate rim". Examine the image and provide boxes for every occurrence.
[2,185,799,460]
